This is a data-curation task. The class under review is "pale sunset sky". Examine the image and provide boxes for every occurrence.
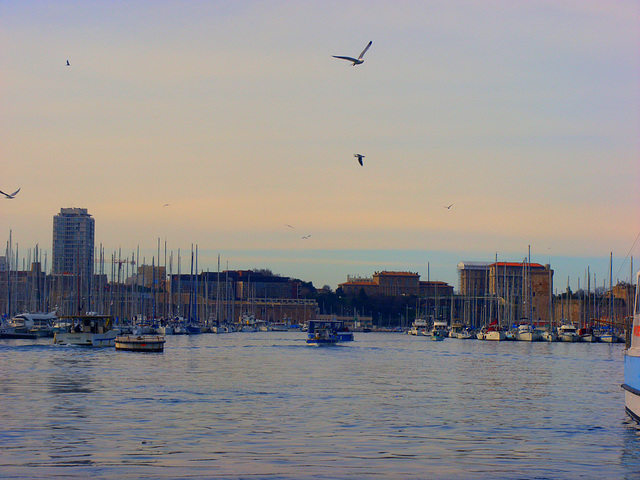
[1,1,639,291]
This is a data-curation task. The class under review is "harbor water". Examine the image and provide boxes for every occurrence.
[1,332,640,479]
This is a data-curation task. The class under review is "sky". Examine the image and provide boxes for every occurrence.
[1,1,639,292]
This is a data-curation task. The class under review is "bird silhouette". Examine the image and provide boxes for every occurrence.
[354,154,365,166]
[333,41,372,66]
[163,203,170,207]
[66,60,70,66]
[444,204,453,209]
[0,188,20,199]
[302,235,311,239]
[285,224,294,229]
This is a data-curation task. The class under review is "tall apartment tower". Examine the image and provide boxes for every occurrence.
[52,208,95,278]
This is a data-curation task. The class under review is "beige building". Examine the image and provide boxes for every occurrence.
[339,271,453,297]
[458,261,554,324]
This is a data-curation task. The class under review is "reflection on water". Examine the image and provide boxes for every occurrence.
[0,334,633,479]
[621,420,640,478]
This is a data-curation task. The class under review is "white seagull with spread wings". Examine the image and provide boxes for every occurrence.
[333,41,372,66]
[0,188,20,199]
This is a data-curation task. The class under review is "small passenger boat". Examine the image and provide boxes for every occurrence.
[53,314,117,347]
[430,320,448,340]
[306,319,349,345]
[115,335,166,352]
[306,327,338,346]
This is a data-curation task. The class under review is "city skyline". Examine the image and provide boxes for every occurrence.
[2,1,639,292]
[2,218,637,294]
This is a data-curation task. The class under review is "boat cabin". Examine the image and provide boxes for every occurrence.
[63,315,114,335]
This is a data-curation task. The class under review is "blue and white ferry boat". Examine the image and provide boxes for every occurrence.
[306,319,353,345]
[623,271,640,422]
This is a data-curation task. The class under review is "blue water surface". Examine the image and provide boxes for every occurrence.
[1,333,639,479]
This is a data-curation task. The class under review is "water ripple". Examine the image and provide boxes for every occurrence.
[0,334,633,479]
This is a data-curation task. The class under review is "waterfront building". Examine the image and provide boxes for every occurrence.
[457,261,491,297]
[339,271,453,297]
[458,260,553,325]
[51,208,95,314]
[166,270,315,324]
[127,265,167,290]
[338,276,378,296]
[491,262,553,324]
[419,280,454,297]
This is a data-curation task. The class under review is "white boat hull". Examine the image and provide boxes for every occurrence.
[485,330,506,341]
[558,334,580,343]
[600,335,619,344]
[624,270,640,422]
[516,332,542,342]
[54,330,117,347]
[457,332,473,339]
[624,348,640,422]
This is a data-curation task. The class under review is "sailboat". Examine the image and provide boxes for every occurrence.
[516,251,541,341]
[542,266,557,341]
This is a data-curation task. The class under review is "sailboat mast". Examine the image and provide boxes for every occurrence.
[610,252,613,326]
[216,255,220,324]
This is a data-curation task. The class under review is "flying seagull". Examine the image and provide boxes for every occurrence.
[66,60,70,66]
[285,224,294,229]
[0,188,20,199]
[163,203,170,207]
[354,154,365,166]
[333,41,372,66]
[444,204,453,209]
[302,234,311,239]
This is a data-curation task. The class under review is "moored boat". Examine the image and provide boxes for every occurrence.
[599,329,620,343]
[115,335,166,352]
[623,270,640,422]
[0,311,58,339]
[557,323,580,342]
[516,323,542,342]
[449,323,473,339]
[578,327,598,343]
[408,319,428,336]
[53,314,117,347]
[541,329,557,342]
[449,323,463,338]
[479,321,506,341]
[270,323,289,332]
[186,322,202,334]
